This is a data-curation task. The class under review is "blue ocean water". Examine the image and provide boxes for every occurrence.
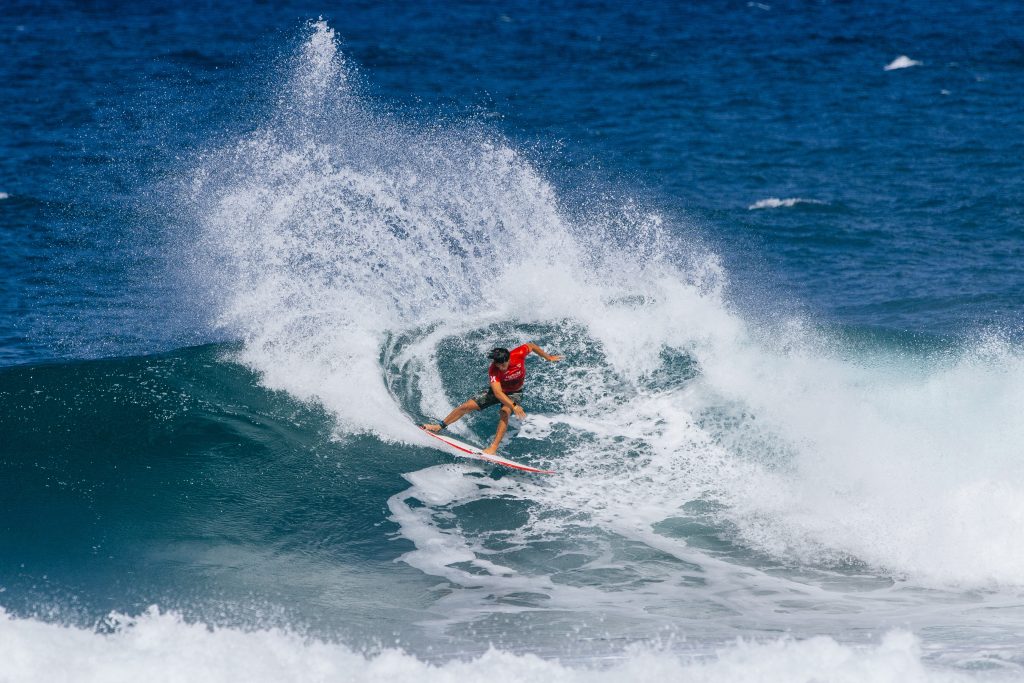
[3,2,1024,680]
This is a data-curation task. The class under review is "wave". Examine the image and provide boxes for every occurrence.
[747,197,827,210]
[167,20,1024,595]
[885,55,923,71]
[0,607,996,682]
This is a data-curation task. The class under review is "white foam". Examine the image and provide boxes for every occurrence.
[0,192,9,200]
[885,55,922,71]
[748,197,825,209]
[700,328,1024,586]
[388,466,539,586]
[0,608,994,683]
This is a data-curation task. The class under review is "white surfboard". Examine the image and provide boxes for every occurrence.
[422,429,554,474]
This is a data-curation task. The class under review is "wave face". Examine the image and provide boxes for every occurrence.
[6,15,1024,681]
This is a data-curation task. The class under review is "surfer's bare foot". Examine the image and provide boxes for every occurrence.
[482,445,498,455]
[421,423,441,432]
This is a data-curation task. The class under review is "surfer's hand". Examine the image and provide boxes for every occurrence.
[513,404,526,419]
[422,423,442,432]
[547,354,563,362]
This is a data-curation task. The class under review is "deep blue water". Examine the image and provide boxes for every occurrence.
[3,2,1024,679]
[5,0,1024,366]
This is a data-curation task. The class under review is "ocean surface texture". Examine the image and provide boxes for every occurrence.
[3,2,1024,680]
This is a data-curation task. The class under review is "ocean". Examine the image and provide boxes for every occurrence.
[3,1,1024,680]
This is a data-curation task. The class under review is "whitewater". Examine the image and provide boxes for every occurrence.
[4,18,1024,682]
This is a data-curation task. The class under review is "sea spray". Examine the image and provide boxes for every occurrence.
[180,21,720,439]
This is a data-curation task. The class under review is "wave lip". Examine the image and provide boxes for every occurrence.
[885,55,923,71]
[747,197,826,210]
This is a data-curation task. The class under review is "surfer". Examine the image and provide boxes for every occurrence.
[422,343,563,454]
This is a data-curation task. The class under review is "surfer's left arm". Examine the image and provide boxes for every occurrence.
[527,342,563,362]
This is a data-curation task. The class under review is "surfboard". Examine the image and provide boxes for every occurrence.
[422,429,554,474]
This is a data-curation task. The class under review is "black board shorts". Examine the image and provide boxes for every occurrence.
[470,388,522,410]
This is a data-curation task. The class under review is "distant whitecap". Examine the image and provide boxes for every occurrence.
[748,197,826,210]
[884,55,922,71]
[0,192,9,200]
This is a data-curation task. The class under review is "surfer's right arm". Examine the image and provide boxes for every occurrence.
[526,342,563,362]
[491,381,526,419]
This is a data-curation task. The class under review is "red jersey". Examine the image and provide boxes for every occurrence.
[488,344,530,394]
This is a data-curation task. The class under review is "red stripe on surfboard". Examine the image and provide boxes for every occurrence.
[423,430,554,474]
[476,455,553,474]
[432,434,476,455]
